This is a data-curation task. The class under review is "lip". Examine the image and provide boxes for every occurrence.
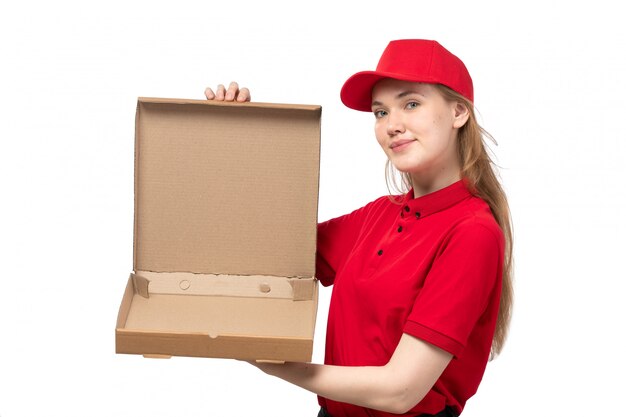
[389,139,416,151]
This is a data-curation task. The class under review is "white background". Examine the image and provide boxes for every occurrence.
[1,1,625,416]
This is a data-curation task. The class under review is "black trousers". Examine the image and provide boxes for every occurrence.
[317,406,458,417]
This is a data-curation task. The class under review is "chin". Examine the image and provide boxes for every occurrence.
[390,161,424,174]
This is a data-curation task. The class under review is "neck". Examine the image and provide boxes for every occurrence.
[409,170,462,198]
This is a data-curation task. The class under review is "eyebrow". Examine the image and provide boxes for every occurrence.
[371,90,424,108]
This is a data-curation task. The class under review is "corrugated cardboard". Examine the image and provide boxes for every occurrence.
[116,98,321,362]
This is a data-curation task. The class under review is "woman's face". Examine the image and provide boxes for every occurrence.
[371,79,468,193]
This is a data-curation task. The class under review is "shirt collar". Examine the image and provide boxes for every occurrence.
[399,179,472,220]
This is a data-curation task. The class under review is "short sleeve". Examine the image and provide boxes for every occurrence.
[316,213,362,287]
[403,219,504,357]
[316,198,386,287]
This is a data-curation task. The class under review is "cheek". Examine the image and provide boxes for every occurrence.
[428,117,455,149]
[374,123,387,147]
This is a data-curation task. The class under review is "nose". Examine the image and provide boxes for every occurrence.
[386,111,405,136]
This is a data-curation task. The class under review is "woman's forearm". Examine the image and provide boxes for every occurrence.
[253,334,452,414]
[254,361,410,414]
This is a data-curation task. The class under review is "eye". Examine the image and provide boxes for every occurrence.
[406,101,420,110]
[373,109,388,119]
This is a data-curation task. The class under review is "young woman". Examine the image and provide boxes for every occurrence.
[205,39,513,417]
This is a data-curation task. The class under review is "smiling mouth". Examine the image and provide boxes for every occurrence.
[390,139,415,149]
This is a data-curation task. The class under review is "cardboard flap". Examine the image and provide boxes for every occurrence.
[133,98,321,278]
[135,270,316,301]
[131,273,150,298]
[288,278,316,301]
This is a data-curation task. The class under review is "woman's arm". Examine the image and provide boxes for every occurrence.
[252,333,452,414]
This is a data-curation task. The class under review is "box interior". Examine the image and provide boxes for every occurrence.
[120,272,317,339]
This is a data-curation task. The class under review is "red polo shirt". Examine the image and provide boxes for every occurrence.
[316,180,504,417]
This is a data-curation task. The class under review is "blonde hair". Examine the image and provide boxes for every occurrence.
[385,84,514,358]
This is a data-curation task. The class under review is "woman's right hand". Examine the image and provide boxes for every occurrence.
[204,81,251,102]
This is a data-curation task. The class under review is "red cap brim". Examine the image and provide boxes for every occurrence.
[340,70,442,112]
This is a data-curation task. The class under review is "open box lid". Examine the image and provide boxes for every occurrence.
[133,98,321,278]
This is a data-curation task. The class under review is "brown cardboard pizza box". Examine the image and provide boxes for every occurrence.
[115,98,321,362]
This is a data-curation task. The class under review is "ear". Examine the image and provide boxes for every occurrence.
[452,102,470,129]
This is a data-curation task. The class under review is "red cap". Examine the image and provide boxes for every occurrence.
[340,39,474,111]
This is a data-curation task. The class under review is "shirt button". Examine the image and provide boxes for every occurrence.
[377,249,383,256]
[415,212,421,219]
[397,226,403,232]
[404,206,410,212]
